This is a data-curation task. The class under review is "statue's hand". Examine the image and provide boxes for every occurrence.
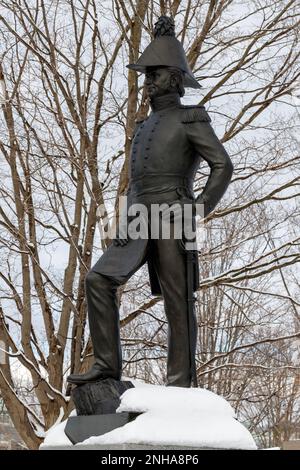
[113,214,135,247]
[113,237,128,247]
[175,188,196,217]
[113,192,132,247]
[113,230,129,247]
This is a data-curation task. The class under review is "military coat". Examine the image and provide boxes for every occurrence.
[92,93,233,295]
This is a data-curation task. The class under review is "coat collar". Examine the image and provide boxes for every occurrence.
[149,92,181,112]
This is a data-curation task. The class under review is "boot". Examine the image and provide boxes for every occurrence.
[67,363,120,385]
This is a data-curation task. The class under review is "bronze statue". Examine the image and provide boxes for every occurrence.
[67,16,233,388]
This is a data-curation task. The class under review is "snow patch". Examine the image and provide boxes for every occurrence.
[40,409,76,448]
[41,421,72,448]
[41,382,257,450]
[83,383,257,450]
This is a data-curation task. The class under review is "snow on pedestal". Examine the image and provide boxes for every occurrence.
[41,380,257,450]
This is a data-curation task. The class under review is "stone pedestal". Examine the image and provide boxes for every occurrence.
[65,378,137,444]
[41,383,257,450]
[42,443,216,450]
[65,414,140,445]
[71,378,134,416]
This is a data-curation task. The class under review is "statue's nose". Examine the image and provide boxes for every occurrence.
[145,75,153,86]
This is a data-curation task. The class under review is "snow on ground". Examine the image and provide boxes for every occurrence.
[41,381,257,449]
[40,409,76,448]
[41,420,72,447]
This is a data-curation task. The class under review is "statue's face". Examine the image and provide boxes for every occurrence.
[144,67,173,98]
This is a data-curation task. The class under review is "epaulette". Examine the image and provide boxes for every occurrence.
[132,117,146,137]
[135,117,146,124]
[180,105,211,123]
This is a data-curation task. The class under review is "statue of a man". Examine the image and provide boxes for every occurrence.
[67,16,233,388]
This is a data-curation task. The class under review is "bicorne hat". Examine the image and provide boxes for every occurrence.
[127,16,201,89]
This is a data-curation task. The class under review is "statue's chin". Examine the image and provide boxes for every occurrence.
[147,89,172,99]
[146,88,156,98]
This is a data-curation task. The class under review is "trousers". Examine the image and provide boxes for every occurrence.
[86,189,198,387]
